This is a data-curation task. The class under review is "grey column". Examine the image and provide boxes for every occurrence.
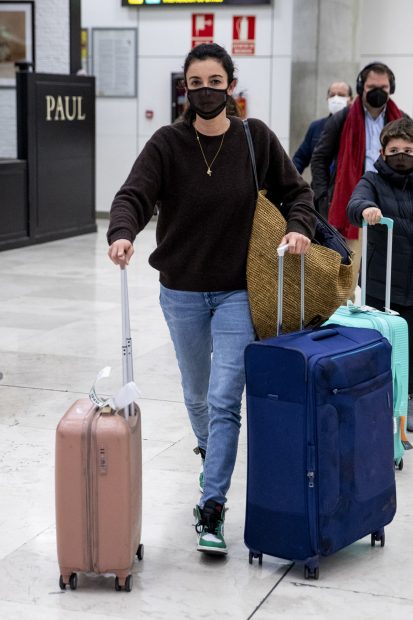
[289,0,362,171]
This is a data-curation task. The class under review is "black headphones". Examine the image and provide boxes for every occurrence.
[356,62,396,96]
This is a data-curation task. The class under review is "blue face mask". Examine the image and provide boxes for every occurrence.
[187,87,227,120]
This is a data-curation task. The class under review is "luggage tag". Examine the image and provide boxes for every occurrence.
[400,416,413,450]
[401,439,413,450]
[89,366,141,412]
[347,300,400,316]
[347,300,376,313]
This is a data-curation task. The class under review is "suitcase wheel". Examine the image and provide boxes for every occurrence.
[371,531,385,547]
[69,573,78,590]
[395,458,404,471]
[136,543,144,561]
[115,574,133,592]
[304,565,319,580]
[248,550,263,565]
[59,572,77,591]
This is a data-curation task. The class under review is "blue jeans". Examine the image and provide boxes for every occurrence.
[159,285,256,507]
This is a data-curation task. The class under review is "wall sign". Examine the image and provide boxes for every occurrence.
[45,95,86,122]
[232,16,256,55]
[192,13,214,48]
[92,28,137,98]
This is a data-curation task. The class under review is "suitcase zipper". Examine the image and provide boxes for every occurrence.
[86,412,95,572]
[306,461,317,550]
[307,471,315,488]
[331,369,390,396]
[89,407,112,573]
[307,375,318,555]
[330,341,382,360]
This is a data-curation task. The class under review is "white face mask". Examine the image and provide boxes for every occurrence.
[327,95,348,115]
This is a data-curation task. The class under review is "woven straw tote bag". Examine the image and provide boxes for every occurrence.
[243,121,354,339]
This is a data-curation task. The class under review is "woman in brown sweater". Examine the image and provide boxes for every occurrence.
[107,43,315,556]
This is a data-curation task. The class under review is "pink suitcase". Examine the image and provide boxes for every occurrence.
[55,267,143,592]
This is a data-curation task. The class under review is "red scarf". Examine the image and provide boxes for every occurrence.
[328,97,403,239]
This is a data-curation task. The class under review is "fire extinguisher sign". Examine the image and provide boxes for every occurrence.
[192,14,214,48]
[232,16,256,56]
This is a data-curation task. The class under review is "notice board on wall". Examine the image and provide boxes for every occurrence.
[92,28,137,97]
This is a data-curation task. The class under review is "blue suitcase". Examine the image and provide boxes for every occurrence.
[244,246,396,579]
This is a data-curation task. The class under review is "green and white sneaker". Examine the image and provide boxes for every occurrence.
[199,467,204,493]
[193,446,206,493]
[193,500,227,555]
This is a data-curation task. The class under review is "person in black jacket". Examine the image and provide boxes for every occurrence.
[292,81,352,174]
[347,117,413,431]
[107,44,315,555]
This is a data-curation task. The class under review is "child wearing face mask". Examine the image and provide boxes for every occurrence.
[347,117,413,431]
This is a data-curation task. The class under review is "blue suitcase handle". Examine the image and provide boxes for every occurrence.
[310,328,338,341]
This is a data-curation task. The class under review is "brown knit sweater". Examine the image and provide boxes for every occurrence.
[107,116,315,291]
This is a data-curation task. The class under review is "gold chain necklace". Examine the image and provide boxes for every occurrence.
[194,128,226,176]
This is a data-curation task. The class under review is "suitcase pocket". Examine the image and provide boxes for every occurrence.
[329,370,394,502]
[353,380,395,501]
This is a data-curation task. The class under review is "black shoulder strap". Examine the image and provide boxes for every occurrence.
[243,120,351,261]
[242,119,259,195]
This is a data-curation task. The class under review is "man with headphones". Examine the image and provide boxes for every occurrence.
[311,62,404,301]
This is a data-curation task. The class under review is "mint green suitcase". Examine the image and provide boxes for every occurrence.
[325,218,410,469]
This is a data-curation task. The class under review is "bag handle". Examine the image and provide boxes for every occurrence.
[242,119,259,195]
[242,120,351,262]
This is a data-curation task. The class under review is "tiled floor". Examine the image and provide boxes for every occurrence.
[0,220,412,620]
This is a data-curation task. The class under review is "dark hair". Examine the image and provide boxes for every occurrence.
[356,62,395,95]
[380,117,413,148]
[183,43,235,84]
[225,94,241,117]
[182,44,236,124]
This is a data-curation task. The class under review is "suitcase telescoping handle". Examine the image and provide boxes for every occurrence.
[361,217,393,312]
[120,266,135,418]
[276,244,305,336]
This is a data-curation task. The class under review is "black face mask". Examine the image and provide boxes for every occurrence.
[187,87,227,120]
[366,87,389,108]
[385,153,413,174]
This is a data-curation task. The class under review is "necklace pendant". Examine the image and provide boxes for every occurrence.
[207,168,212,176]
